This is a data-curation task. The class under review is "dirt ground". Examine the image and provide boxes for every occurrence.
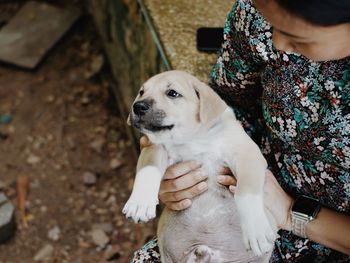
[0,2,156,263]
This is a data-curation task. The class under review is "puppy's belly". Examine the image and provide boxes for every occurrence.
[157,187,268,263]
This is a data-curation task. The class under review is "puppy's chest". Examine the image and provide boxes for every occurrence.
[167,143,224,174]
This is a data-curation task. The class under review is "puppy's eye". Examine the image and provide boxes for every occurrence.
[139,90,144,96]
[166,89,182,98]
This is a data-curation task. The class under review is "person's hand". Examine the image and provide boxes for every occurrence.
[218,169,293,231]
[139,135,152,150]
[139,136,208,211]
[158,161,208,210]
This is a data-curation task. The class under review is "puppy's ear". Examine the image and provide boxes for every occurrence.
[127,114,131,126]
[193,80,227,124]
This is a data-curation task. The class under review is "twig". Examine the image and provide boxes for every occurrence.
[17,175,29,228]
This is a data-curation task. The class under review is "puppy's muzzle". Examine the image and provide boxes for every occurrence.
[133,100,150,116]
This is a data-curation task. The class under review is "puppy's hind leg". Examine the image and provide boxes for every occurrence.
[122,144,168,223]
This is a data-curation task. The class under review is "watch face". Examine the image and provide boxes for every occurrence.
[292,195,320,217]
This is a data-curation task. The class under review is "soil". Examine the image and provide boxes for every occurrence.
[0,2,156,263]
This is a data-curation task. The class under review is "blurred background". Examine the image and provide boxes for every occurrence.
[0,0,231,262]
[0,1,157,262]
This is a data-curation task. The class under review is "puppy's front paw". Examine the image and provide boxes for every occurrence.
[235,194,276,256]
[122,195,158,223]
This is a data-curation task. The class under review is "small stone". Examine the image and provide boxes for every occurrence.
[91,229,109,248]
[92,223,113,234]
[66,137,76,150]
[0,193,16,243]
[33,244,54,261]
[81,96,90,105]
[48,226,61,241]
[40,206,47,213]
[83,172,97,186]
[106,195,116,206]
[45,95,55,103]
[0,114,12,124]
[109,158,123,170]
[78,238,91,248]
[89,138,105,153]
[103,244,121,261]
[27,154,40,165]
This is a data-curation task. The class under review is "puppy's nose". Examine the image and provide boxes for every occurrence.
[133,101,150,116]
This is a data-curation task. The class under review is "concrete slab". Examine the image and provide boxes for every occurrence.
[0,1,80,68]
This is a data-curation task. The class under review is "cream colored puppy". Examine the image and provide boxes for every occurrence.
[123,71,277,262]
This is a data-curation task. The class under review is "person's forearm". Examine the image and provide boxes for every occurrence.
[305,207,350,255]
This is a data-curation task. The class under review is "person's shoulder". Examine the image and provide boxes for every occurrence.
[228,0,271,34]
[226,0,276,61]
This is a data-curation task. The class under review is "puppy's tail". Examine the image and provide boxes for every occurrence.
[186,245,221,263]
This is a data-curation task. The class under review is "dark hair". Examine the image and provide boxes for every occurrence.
[277,0,350,26]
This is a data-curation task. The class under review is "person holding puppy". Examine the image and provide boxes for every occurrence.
[132,0,350,262]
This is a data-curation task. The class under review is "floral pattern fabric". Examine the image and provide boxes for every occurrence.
[131,0,350,262]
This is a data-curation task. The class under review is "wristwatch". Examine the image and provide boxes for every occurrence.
[291,195,321,238]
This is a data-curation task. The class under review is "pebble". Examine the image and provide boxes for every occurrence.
[0,114,12,124]
[109,158,123,170]
[0,193,16,243]
[92,223,113,234]
[48,226,61,241]
[27,154,41,165]
[83,172,97,186]
[91,229,109,248]
[106,195,116,205]
[33,244,54,261]
[89,138,105,153]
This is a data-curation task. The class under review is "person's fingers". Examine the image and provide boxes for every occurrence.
[229,185,236,193]
[139,135,151,150]
[165,199,192,211]
[217,175,237,186]
[160,168,207,194]
[160,181,208,203]
[219,167,233,175]
[163,161,201,180]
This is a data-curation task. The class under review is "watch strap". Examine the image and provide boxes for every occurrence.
[291,195,321,239]
[291,212,308,238]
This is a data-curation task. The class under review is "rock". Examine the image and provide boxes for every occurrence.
[92,223,113,234]
[106,195,116,206]
[83,171,97,186]
[89,138,105,153]
[0,193,16,243]
[33,244,54,261]
[27,154,41,165]
[91,229,109,248]
[48,226,61,241]
[103,244,121,261]
[109,158,123,170]
[0,114,12,124]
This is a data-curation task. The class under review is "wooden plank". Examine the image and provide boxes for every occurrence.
[0,1,80,68]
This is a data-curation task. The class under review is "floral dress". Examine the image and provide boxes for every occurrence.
[131,0,350,262]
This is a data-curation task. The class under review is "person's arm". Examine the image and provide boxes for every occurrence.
[209,0,266,129]
[219,170,350,255]
[306,206,350,255]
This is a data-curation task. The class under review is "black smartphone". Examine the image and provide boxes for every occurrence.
[196,27,224,52]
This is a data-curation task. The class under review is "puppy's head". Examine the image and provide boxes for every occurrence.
[128,70,227,142]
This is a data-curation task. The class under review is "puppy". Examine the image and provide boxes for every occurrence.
[123,71,277,262]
